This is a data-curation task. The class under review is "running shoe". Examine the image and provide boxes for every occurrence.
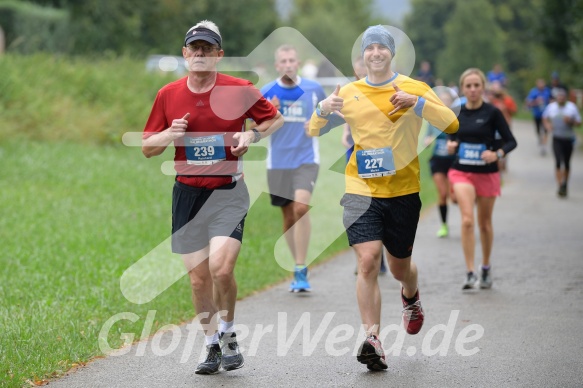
[356,335,388,371]
[379,252,388,275]
[289,266,311,292]
[219,332,244,371]
[558,183,567,197]
[354,256,388,276]
[195,343,221,375]
[462,272,478,290]
[401,290,424,335]
[480,267,493,289]
[436,223,449,238]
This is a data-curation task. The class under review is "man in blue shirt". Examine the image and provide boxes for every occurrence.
[526,78,552,155]
[260,45,326,292]
[487,64,507,87]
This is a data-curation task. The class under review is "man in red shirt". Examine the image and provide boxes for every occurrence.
[142,20,283,375]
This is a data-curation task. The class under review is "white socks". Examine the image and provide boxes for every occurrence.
[205,332,219,346]
[219,318,234,334]
[204,319,235,345]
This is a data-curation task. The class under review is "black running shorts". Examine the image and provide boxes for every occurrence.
[429,157,455,175]
[341,193,421,259]
[552,136,574,171]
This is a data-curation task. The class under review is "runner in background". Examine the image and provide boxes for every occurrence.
[260,44,327,292]
[415,60,435,87]
[424,90,457,238]
[447,68,517,291]
[542,89,582,198]
[550,71,569,100]
[526,79,552,155]
[486,64,507,87]
[487,80,517,172]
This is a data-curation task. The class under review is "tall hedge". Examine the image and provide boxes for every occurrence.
[0,1,69,54]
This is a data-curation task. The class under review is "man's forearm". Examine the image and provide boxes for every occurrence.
[142,130,173,158]
[252,111,284,140]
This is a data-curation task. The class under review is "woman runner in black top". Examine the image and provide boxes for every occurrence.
[446,68,517,290]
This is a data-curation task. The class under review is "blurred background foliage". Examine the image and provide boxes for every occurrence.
[405,0,583,95]
[0,0,582,101]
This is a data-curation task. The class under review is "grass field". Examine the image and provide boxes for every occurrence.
[0,54,175,145]
[0,54,439,386]
[0,136,436,386]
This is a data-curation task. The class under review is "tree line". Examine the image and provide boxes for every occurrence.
[404,0,583,96]
[2,0,581,97]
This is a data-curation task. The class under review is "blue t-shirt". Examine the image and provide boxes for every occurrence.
[487,71,507,85]
[261,77,326,169]
[526,87,552,119]
[427,124,455,159]
[452,96,466,109]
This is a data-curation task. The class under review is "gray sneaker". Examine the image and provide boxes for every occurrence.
[480,268,493,289]
[219,332,244,371]
[462,272,478,290]
[195,343,221,375]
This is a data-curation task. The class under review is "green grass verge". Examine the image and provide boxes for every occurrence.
[0,54,176,145]
[0,133,437,386]
[0,53,438,385]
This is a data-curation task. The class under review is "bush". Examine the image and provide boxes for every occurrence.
[0,1,70,54]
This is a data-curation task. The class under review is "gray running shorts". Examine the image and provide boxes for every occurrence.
[267,163,319,207]
[171,179,249,254]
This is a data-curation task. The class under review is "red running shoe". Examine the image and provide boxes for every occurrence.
[356,335,388,371]
[401,289,424,335]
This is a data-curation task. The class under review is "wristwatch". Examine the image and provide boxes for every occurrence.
[317,101,330,117]
[496,150,504,159]
[251,128,262,143]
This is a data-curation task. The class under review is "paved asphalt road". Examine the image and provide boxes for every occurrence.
[52,120,583,387]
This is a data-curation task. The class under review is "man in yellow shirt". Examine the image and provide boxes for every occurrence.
[309,25,458,371]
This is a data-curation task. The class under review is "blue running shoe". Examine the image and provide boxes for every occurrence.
[355,253,388,276]
[289,266,311,292]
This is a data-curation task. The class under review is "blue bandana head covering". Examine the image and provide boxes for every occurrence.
[361,25,395,57]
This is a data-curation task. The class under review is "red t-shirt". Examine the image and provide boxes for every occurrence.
[143,73,277,188]
[490,95,517,125]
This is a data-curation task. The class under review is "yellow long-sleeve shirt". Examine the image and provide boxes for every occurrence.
[309,73,459,198]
